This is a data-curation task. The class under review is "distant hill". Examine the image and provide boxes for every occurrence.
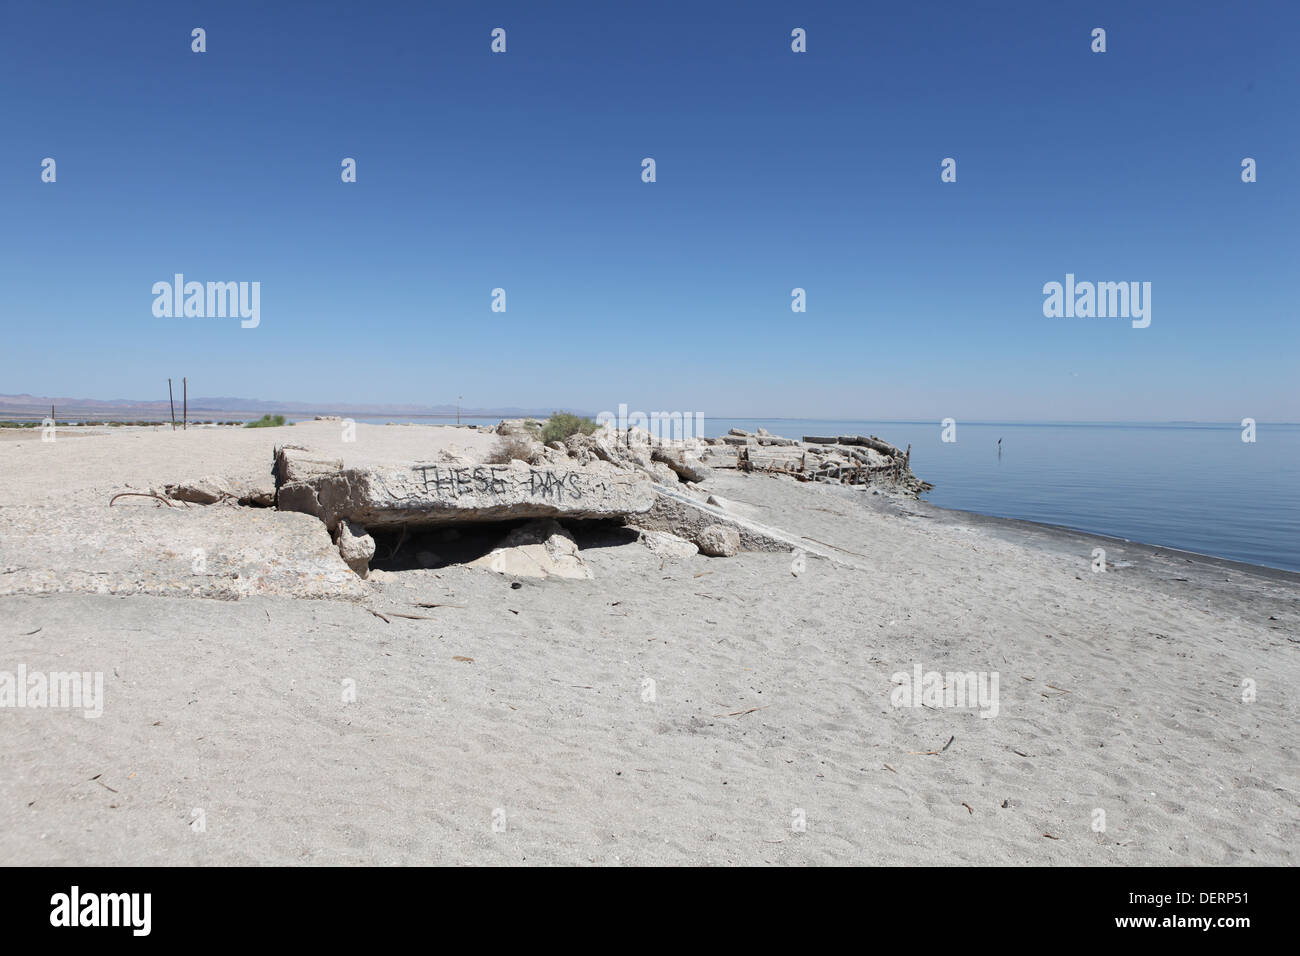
[0,393,585,421]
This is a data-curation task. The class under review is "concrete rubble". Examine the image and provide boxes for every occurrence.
[136,419,929,581]
[696,429,933,496]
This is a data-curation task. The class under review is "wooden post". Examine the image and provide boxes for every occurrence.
[183,378,187,430]
[168,379,176,431]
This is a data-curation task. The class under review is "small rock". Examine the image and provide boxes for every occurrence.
[696,525,740,557]
[637,529,699,560]
[337,520,376,577]
[645,461,681,485]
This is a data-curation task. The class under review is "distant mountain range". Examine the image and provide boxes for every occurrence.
[0,393,582,421]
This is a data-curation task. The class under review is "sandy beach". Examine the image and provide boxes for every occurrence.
[1,421,1296,865]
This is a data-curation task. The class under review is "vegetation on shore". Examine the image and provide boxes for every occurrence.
[244,414,290,428]
[540,412,597,444]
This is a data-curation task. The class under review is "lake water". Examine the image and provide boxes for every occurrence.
[708,420,1300,573]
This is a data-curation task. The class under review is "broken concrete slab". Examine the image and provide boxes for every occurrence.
[468,519,591,579]
[0,504,364,600]
[741,447,808,471]
[275,446,345,484]
[276,456,655,531]
[163,474,276,507]
[634,483,806,554]
[650,446,712,483]
[645,461,681,485]
[698,446,741,469]
[494,418,544,438]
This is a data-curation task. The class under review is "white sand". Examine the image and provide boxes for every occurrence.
[1,424,1296,864]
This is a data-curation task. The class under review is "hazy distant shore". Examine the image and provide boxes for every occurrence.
[0,393,563,424]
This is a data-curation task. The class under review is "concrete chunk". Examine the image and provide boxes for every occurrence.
[337,519,376,578]
[275,446,344,484]
[696,525,740,557]
[163,474,276,507]
[277,457,655,531]
[468,519,591,579]
[638,484,805,554]
[650,446,712,483]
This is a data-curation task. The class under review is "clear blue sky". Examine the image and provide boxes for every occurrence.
[1,0,1296,421]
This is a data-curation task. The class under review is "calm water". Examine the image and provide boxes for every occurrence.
[710,420,1300,573]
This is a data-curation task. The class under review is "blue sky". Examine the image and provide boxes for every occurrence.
[1,0,1296,421]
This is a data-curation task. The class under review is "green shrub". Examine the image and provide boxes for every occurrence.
[245,414,288,428]
[540,411,597,445]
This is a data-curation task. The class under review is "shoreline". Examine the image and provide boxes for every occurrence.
[902,495,1300,586]
[2,419,1297,579]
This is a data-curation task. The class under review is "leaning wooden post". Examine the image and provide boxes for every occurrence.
[183,378,187,431]
[168,379,176,431]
